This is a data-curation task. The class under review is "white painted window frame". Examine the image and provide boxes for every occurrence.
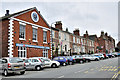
[32,26,38,42]
[19,22,26,40]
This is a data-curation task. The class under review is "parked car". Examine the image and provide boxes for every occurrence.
[117,52,120,57]
[106,53,115,58]
[111,52,118,57]
[1,57,26,76]
[24,57,45,71]
[53,56,68,66]
[72,55,86,63]
[82,55,99,61]
[37,57,60,68]
[92,54,101,59]
[93,53,104,60]
[64,56,74,65]
[103,53,109,59]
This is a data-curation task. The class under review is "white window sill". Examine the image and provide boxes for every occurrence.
[33,40,38,42]
[19,38,26,41]
[43,42,47,44]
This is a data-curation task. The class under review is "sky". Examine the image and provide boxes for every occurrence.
[0,0,119,45]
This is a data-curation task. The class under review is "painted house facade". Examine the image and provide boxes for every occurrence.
[0,7,51,59]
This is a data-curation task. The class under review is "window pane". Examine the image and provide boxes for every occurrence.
[19,24,25,39]
[43,31,47,42]
[33,28,37,40]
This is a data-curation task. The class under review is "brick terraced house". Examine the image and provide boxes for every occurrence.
[0,7,51,59]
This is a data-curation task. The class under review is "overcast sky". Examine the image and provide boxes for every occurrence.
[0,0,119,45]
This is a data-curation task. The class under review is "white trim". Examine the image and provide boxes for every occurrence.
[10,17,50,31]
[19,22,26,25]
[32,26,38,29]
[8,19,14,57]
[43,42,47,44]
[19,38,26,41]
[32,40,38,43]
[43,29,48,31]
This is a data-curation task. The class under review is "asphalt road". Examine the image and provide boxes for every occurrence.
[2,57,120,80]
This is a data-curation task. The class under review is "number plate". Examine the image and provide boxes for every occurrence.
[14,67,19,68]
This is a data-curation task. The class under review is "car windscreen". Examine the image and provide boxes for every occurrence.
[9,58,23,63]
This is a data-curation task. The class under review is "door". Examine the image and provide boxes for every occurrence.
[44,59,51,67]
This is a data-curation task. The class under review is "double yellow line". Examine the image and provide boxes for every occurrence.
[111,71,120,80]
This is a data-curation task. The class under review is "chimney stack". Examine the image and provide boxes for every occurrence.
[83,30,88,38]
[55,21,62,30]
[101,31,104,36]
[73,28,80,36]
[105,32,108,36]
[5,10,9,16]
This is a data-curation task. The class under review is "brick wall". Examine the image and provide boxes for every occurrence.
[1,19,9,57]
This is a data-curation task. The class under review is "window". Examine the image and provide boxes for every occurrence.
[52,31,54,38]
[59,33,61,39]
[77,38,80,43]
[64,34,66,40]
[43,49,48,58]
[60,57,64,60]
[18,47,26,58]
[73,36,75,43]
[32,59,39,62]
[65,45,67,51]
[43,31,47,43]
[33,28,37,41]
[19,23,25,39]
[53,57,58,60]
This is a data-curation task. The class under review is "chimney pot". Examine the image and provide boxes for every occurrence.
[5,10,9,16]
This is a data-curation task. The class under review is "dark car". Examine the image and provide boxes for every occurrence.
[64,56,74,65]
[106,53,114,58]
[72,55,85,64]
[103,53,109,59]
[53,56,68,66]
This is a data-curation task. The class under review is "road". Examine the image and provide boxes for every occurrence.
[2,57,120,80]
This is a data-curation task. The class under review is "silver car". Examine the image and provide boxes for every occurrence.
[1,57,26,76]
[24,57,45,71]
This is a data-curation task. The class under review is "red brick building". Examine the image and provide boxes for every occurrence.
[51,27,59,57]
[89,35,99,53]
[98,31,115,53]
[0,7,51,59]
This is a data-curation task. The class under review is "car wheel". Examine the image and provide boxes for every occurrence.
[86,60,88,63]
[20,71,25,75]
[80,60,83,64]
[95,58,98,61]
[52,64,57,68]
[4,70,8,76]
[35,66,41,71]
[69,62,73,65]
[63,63,66,66]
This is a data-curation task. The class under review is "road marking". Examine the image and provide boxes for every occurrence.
[58,75,64,78]
[84,71,88,73]
[111,71,120,80]
[90,69,94,71]
[114,69,117,71]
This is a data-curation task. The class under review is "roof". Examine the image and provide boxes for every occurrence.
[88,35,97,41]
[51,27,59,31]
[0,7,35,21]
[0,7,50,27]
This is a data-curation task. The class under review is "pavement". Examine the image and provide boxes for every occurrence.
[1,57,120,80]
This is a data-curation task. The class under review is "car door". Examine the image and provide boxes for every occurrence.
[25,59,32,69]
[43,58,51,67]
[31,59,41,68]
